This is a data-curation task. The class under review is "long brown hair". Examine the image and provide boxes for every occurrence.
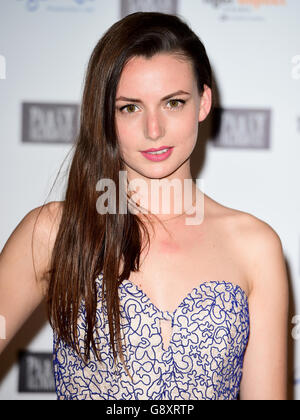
[39,12,212,373]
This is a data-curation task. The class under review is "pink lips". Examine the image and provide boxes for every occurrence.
[141,147,173,162]
[142,146,171,153]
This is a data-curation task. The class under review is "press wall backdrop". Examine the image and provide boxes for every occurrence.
[0,0,299,400]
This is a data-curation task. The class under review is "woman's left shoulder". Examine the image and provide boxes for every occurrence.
[227,208,283,247]
[224,207,286,297]
[205,195,283,253]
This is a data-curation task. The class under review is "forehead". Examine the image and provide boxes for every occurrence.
[117,53,195,93]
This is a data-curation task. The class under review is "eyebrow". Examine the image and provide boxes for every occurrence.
[115,90,191,103]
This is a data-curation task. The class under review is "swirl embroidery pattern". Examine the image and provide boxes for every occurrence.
[53,274,250,400]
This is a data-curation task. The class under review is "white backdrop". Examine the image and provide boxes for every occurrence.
[0,0,299,400]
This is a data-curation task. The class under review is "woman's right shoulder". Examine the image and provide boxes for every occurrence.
[0,201,64,295]
[28,201,64,232]
[27,201,64,278]
[25,201,64,247]
[0,202,65,351]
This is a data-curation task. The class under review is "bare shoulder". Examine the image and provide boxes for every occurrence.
[222,206,285,297]
[0,202,64,351]
[29,201,64,275]
[223,210,289,400]
[29,200,63,237]
[0,200,64,310]
[13,201,63,291]
[224,206,282,244]
[228,208,283,257]
[24,201,63,248]
[207,195,282,246]
[205,195,286,296]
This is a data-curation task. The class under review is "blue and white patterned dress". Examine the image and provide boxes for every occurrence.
[53,273,250,400]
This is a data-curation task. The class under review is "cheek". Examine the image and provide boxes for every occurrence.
[115,119,135,150]
[173,112,198,144]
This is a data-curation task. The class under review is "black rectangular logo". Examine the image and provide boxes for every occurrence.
[212,108,271,149]
[18,351,55,393]
[22,102,79,144]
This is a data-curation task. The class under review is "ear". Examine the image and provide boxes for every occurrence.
[198,84,212,122]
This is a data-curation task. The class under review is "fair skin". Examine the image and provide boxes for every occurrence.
[115,53,211,219]
[0,202,61,355]
[0,53,289,400]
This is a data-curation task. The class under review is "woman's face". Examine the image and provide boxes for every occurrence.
[115,53,211,182]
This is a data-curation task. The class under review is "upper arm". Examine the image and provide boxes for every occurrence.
[0,201,62,354]
[239,216,289,400]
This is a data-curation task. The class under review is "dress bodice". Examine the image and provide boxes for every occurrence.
[53,274,250,400]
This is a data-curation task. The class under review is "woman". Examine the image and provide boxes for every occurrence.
[0,12,288,400]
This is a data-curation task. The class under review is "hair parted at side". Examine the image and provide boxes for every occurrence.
[39,11,212,374]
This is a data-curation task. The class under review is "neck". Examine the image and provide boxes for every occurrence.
[125,176,203,225]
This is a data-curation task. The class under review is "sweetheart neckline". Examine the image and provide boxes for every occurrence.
[120,279,249,317]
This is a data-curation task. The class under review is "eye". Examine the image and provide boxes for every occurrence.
[117,99,186,114]
[167,99,186,110]
[118,104,138,114]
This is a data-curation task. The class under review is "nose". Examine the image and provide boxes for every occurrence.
[144,110,165,141]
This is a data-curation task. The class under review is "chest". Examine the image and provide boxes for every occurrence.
[127,220,248,314]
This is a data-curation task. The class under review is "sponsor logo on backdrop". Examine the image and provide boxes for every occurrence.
[17,0,96,13]
[18,351,55,393]
[203,0,286,22]
[0,55,6,80]
[121,0,178,17]
[212,108,271,149]
[22,102,79,144]
[203,0,233,6]
[291,55,300,81]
